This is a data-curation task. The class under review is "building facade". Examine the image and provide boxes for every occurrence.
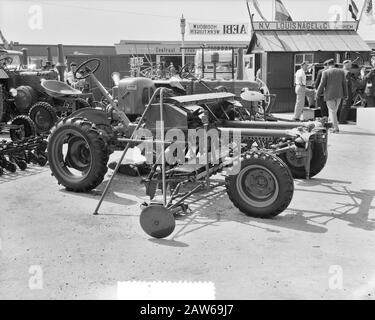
[247,21,372,112]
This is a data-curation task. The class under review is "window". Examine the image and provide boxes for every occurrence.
[294,53,314,86]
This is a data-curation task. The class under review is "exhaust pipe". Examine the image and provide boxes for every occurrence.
[55,44,66,82]
[46,47,52,64]
[21,48,28,68]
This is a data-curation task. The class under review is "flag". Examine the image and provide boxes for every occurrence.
[248,0,268,21]
[0,30,10,50]
[275,0,293,21]
[349,0,359,20]
[364,0,375,25]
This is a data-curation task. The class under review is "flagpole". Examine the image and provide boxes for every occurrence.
[356,0,367,31]
[346,0,349,20]
[246,0,256,32]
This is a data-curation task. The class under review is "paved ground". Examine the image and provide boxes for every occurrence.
[0,121,375,300]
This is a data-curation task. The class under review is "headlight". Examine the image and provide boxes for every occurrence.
[9,88,17,97]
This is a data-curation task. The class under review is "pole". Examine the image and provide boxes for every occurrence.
[346,0,349,21]
[180,14,186,68]
[182,33,185,67]
[93,87,162,215]
[356,0,368,31]
[246,0,256,31]
[272,0,275,20]
[159,88,167,206]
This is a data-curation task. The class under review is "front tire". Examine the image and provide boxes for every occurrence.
[47,118,109,192]
[29,101,58,134]
[225,151,294,218]
[9,115,37,141]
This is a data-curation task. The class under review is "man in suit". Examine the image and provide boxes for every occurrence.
[316,59,348,133]
[338,60,353,124]
[315,60,330,118]
[361,56,375,108]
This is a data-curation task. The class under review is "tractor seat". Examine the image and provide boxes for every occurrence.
[41,80,82,98]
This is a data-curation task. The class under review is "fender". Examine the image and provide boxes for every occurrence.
[66,108,111,127]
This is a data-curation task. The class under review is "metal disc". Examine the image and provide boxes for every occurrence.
[140,204,175,239]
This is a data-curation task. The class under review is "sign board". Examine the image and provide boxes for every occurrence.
[189,23,249,35]
[115,43,247,55]
[252,21,359,31]
[116,44,197,55]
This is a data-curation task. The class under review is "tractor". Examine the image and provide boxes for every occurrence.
[109,53,329,180]
[0,48,92,134]
[47,59,329,238]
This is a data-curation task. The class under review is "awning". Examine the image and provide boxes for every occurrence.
[248,30,371,53]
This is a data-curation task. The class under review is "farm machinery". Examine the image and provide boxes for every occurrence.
[47,58,329,238]
[0,47,92,134]
[0,121,48,175]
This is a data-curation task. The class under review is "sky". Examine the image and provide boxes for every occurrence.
[0,0,375,45]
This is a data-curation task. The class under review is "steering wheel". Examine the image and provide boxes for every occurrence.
[0,56,13,67]
[178,63,195,79]
[74,58,101,79]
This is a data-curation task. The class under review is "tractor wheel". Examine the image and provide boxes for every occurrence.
[47,117,110,192]
[279,140,328,179]
[9,115,37,141]
[29,102,58,134]
[75,98,91,110]
[225,151,294,218]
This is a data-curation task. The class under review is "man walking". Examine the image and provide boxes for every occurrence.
[338,60,353,124]
[316,59,348,133]
[315,60,330,119]
[361,56,375,108]
[293,61,315,120]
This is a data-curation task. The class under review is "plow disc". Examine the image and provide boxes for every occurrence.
[140,204,175,239]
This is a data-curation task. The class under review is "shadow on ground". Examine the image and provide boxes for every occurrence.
[57,172,375,237]
[0,165,49,185]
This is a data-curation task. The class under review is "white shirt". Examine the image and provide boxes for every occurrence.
[64,70,85,89]
[295,68,306,86]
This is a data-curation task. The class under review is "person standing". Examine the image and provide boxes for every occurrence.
[293,61,315,120]
[315,60,330,119]
[338,60,353,124]
[256,68,262,81]
[361,56,375,108]
[316,59,348,133]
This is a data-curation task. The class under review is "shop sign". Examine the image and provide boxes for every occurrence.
[188,23,249,35]
[252,21,359,31]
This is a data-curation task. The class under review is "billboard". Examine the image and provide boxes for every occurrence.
[188,23,250,36]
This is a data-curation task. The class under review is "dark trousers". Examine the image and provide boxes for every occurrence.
[338,99,351,123]
[317,95,328,117]
[366,96,375,108]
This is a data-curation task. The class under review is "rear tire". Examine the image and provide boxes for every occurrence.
[279,140,328,179]
[9,115,37,141]
[29,101,58,134]
[47,118,109,192]
[225,151,294,218]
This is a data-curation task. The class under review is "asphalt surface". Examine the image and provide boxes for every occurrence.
[0,122,374,300]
